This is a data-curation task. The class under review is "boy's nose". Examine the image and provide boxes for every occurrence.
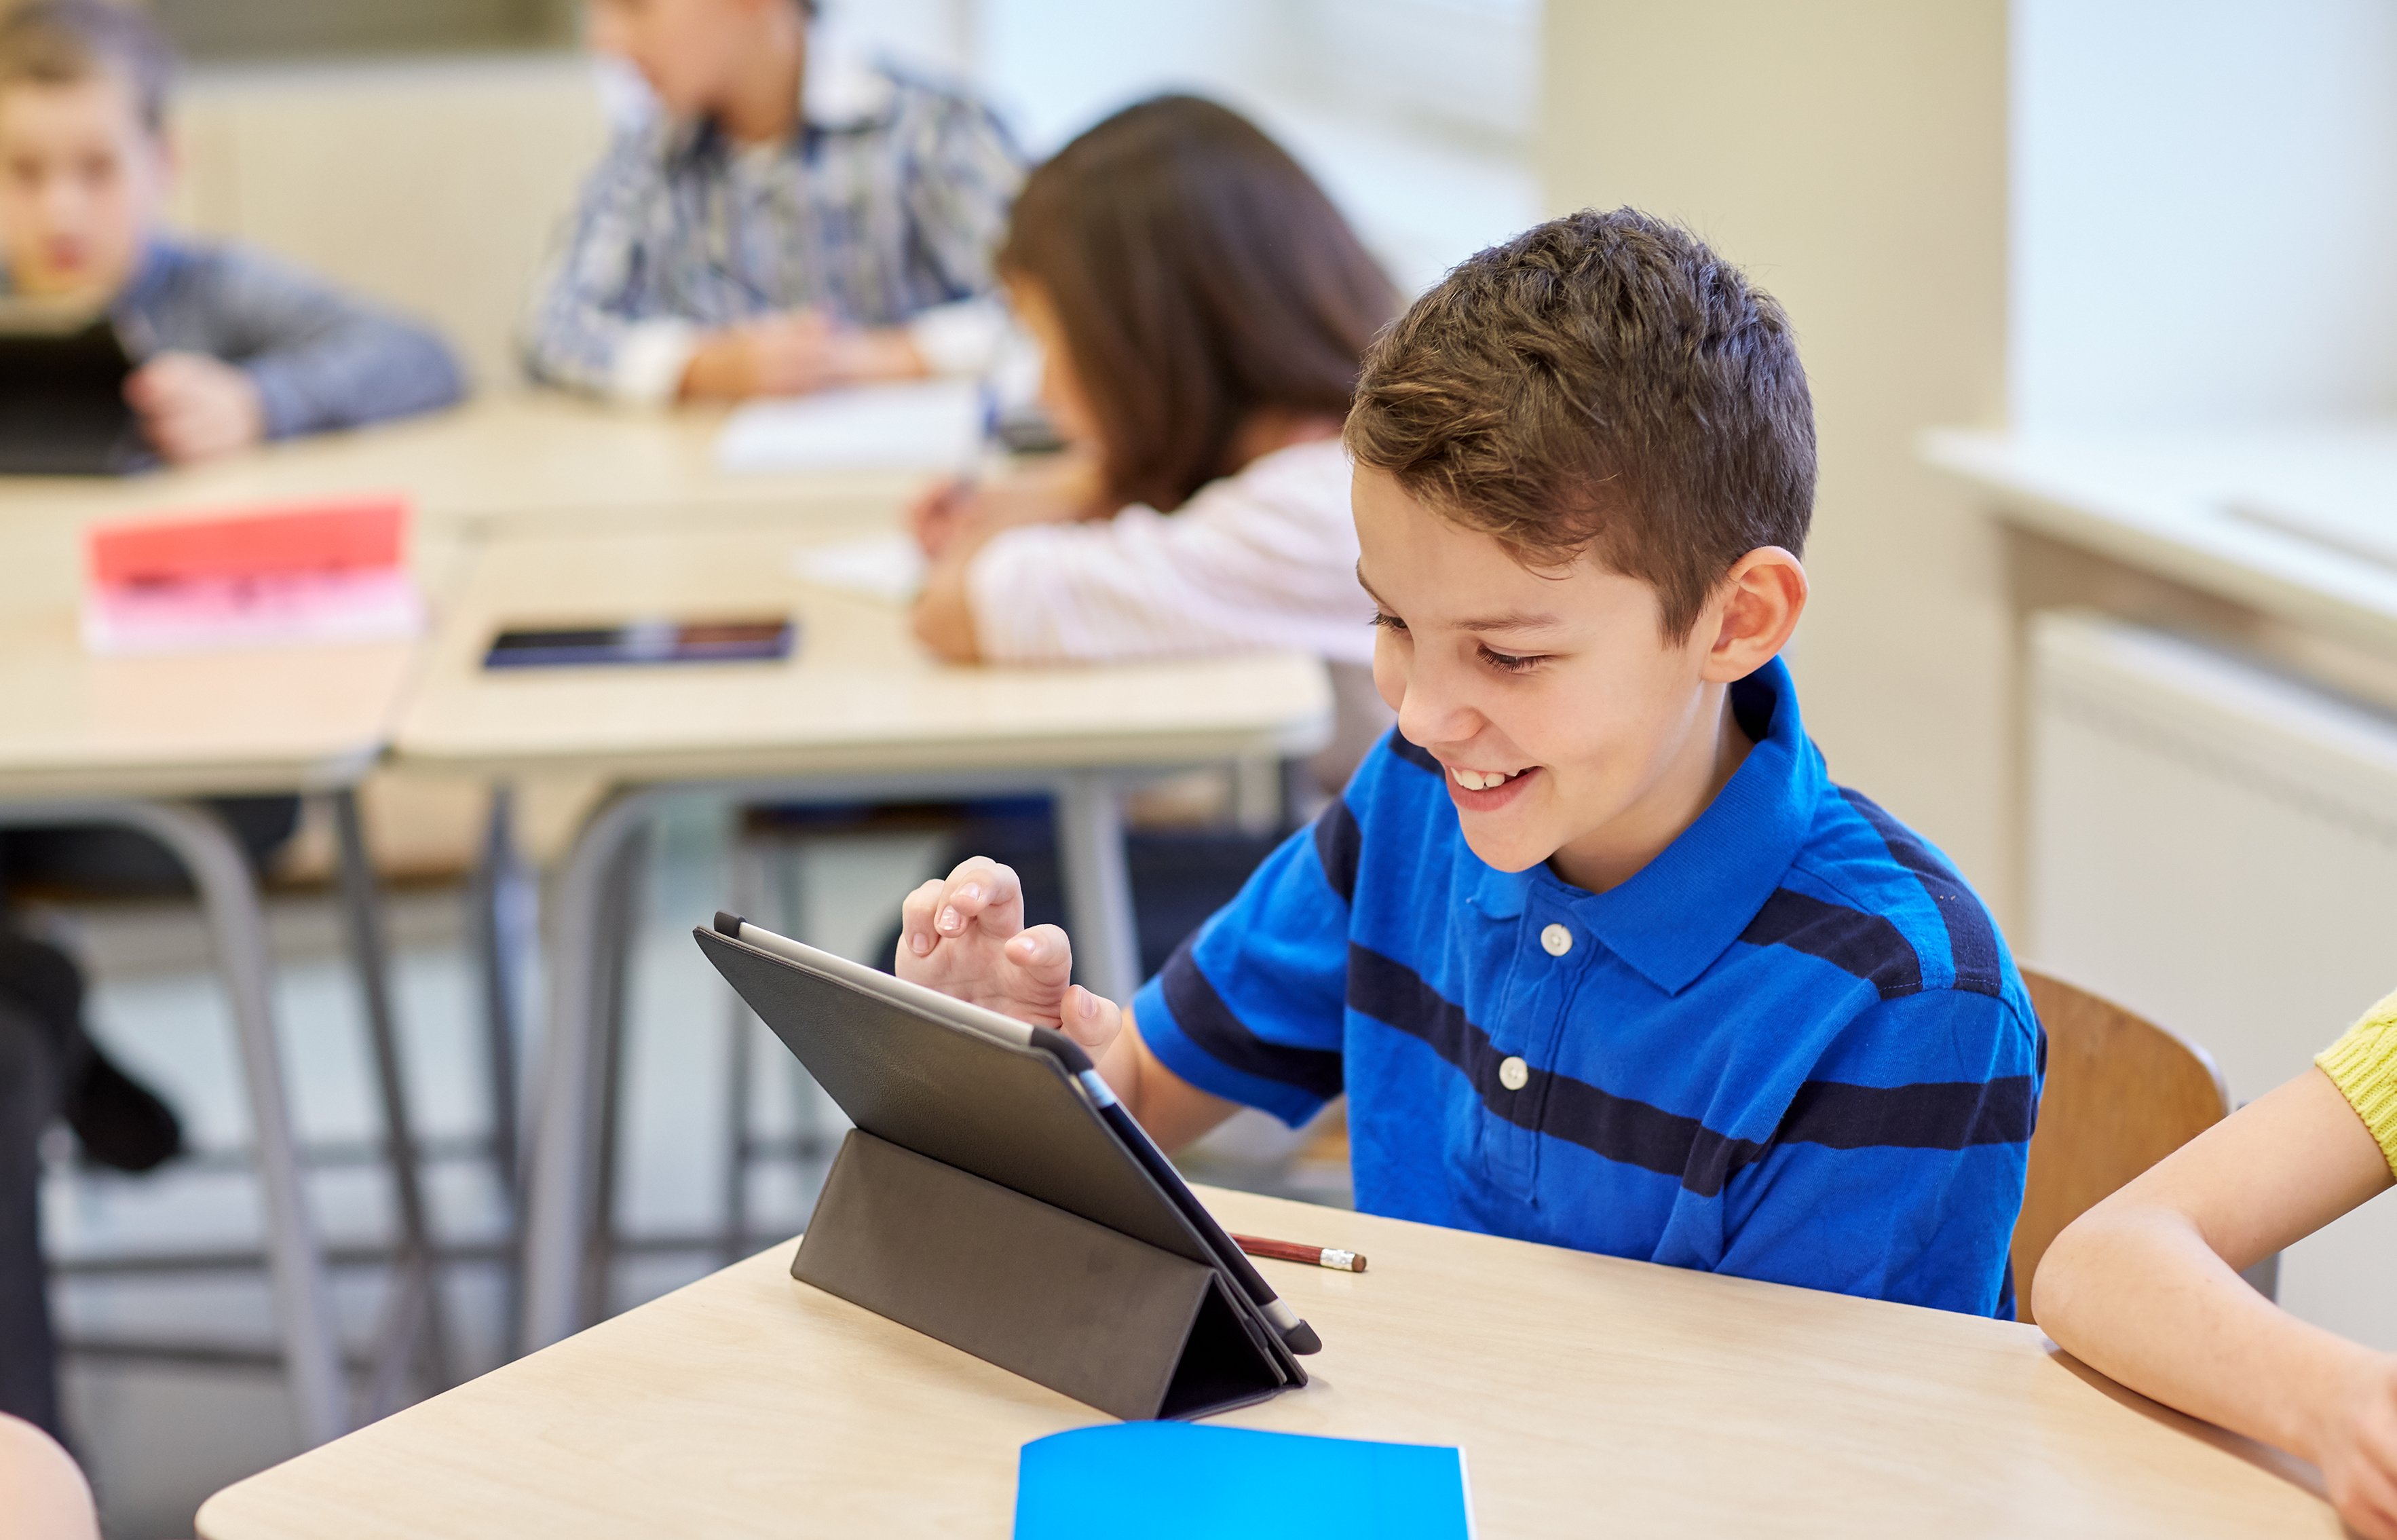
[1393,675,1480,756]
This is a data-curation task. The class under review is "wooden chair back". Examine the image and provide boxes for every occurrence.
[2013,969,2231,1323]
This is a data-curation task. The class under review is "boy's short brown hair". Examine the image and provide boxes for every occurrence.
[1345,207,1815,639]
[0,1,176,133]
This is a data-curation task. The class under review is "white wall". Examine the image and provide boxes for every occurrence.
[962,0,1541,294]
[2012,0,2397,430]
[166,54,609,390]
[1541,1,2016,921]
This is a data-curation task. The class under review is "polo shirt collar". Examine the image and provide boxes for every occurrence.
[1473,655,1823,995]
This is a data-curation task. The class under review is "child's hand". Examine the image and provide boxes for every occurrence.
[681,310,924,399]
[124,352,265,463]
[907,476,977,557]
[2320,1354,2397,1539]
[894,856,1125,1055]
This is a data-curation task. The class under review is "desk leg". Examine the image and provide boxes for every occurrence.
[326,790,452,1408]
[468,785,525,1200]
[114,801,347,1445]
[1053,771,1138,1006]
[517,787,665,1354]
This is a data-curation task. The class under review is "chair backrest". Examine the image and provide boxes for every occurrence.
[2013,968,2231,1323]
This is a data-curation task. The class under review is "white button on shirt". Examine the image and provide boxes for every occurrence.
[1498,1055,1530,1091]
[1541,923,1573,957]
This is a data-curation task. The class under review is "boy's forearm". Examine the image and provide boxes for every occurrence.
[2038,1205,2379,1464]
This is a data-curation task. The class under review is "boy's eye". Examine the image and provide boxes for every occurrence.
[1477,645,1547,674]
[1371,612,1409,634]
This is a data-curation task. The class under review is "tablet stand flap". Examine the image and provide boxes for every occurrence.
[794,1130,1290,1423]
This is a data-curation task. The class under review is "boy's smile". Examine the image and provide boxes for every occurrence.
[1350,464,1807,895]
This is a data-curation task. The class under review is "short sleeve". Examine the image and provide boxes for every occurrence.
[1131,804,1355,1127]
[2318,989,2397,1178]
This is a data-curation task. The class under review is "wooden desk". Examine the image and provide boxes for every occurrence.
[0,510,464,1446]
[195,1185,2335,1538]
[0,393,924,537]
[391,523,1333,1356]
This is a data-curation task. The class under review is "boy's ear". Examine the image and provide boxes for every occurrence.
[1699,546,1807,681]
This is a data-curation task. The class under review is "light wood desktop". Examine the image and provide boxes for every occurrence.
[0,392,925,538]
[390,521,1333,1357]
[0,508,461,1446]
[195,1184,2337,1539]
[395,521,1331,783]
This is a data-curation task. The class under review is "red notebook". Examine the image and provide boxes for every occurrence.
[83,495,422,655]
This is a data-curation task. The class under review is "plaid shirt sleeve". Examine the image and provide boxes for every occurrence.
[520,130,685,401]
[895,86,1024,305]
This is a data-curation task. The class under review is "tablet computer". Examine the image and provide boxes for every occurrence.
[0,308,151,476]
[693,914,1321,1373]
[483,616,795,669]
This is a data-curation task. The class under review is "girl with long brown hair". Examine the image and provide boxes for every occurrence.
[909,93,1398,782]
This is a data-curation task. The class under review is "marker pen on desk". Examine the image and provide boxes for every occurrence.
[1033,1029,1323,1357]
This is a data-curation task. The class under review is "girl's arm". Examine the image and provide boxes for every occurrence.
[2033,1066,2397,1536]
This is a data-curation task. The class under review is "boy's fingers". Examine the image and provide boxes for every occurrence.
[1057,984,1122,1052]
[936,857,1023,937]
[1003,924,1074,983]
[898,879,949,959]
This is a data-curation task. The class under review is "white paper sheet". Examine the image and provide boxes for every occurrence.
[790,533,927,604]
[715,379,986,473]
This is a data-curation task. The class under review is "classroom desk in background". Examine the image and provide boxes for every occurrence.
[386,521,1333,1356]
[193,1184,2339,1539]
[0,510,467,1447]
[0,392,928,538]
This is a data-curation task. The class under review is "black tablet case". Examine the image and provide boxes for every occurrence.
[0,316,151,475]
[693,926,1302,1422]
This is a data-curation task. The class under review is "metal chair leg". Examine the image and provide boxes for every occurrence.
[326,789,452,1411]
[26,800,350,1445]
[468,787,525,1202]
[579,823,646,1331]
[717,836,768,1264]
[1053,770,1138,1004]
[518,785,666,1354]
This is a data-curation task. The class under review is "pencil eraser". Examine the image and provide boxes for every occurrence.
[713,912,745,938]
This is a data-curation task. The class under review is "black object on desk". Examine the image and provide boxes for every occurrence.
[694,915,1312,1422]
[483,617,795,669]
[0,310,151,475]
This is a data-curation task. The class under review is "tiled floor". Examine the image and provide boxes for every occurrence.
[35,802,1346,1538]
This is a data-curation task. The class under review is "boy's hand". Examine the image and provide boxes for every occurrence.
[894,856,1125,1055]
[2320,1355,2397,1539]
[124,352,266,463]
[681,310,926,400]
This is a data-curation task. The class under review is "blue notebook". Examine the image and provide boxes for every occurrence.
[1014,1423,1474,1539]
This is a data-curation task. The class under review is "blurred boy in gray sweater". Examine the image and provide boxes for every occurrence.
[0,0,462,463]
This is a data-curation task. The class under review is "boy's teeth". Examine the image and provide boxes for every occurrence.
[1450,766,1517,791]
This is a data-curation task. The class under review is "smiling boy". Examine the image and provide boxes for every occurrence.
[899,208,2042,1317]
[0,1,462,463]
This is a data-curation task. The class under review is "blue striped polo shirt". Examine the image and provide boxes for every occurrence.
[1133,656,2043,1318]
